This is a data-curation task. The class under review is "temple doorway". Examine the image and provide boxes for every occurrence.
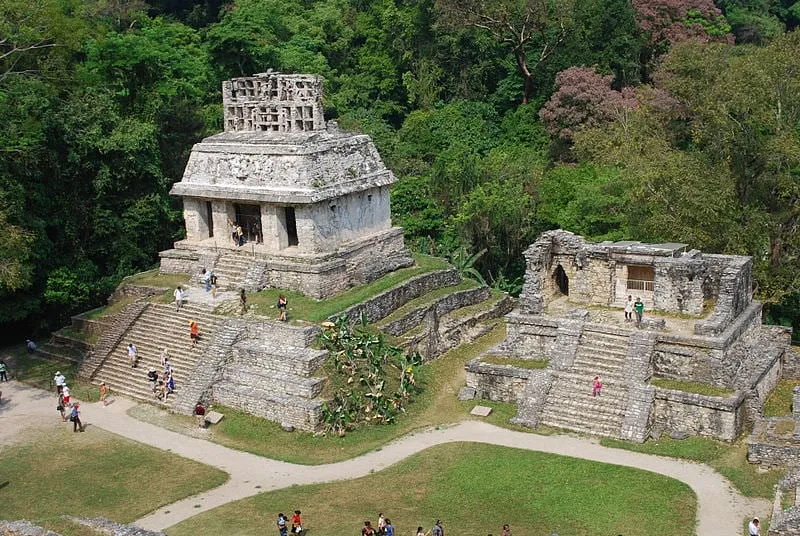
[554,264,569,295]
[234,203,262,244]
[285,207,298,246]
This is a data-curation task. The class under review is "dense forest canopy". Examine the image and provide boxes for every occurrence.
[0,0,798,340]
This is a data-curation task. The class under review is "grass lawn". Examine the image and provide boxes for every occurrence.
[5,347,100,402]
[650,378,736,397]
[480,355,548,369]
[763,379,800,417]
[600,436,783,498]
[238,254,450,323]
[121,269,191,288]
[84,296,137,320]
[0,428,227,536]
[166,442,696,536]
[130,323,509,465]
[376,278,479,327]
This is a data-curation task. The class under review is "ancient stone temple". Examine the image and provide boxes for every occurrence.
[466,230,797,443]
[160,72,412,298]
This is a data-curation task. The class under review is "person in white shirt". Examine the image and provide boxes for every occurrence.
[624,295,634,322]
[174,286,183,311]
[54,371,66,394]
[127,343,138,368]
[749,517,760,535]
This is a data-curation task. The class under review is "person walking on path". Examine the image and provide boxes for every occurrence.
[432,520,444,536]
[290,510,302,534]
[210,272,218,299]
[361,521,375,536]
[69,403,84,432]
[634,297,644,328]
[54,371,66,394]
[174,286,184,311]
[624,295,634,323]
[239,289,248,315]
[0,359,7,382]
[749,517,760,535]
[189,321,199,348]
[276,513,288,536]
[592,376,603,397]
[57,392,67,421]
[99,382,108,406]
[277,295,287,322]
[128,343,138,368]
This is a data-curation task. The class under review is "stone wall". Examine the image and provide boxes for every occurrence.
[652,388,746,441]
[159,248,202,275]
[383,287,491,336]
[769,471,800,536]
[694,254,753,336]
[212,384,324,431]
[338,268,460,324]
[465,358,533,403]
[503,312,558,358]
[71,311,111,338]
[110,284,165,304]
[748,419,800,468]
[652,257,705,315]
[783,346,800,379]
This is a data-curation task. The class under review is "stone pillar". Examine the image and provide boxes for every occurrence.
[183,198,204,241]
[211,201,232,245]
[261,205,287,251]
[294,205,315,253]
[792,386,800,420]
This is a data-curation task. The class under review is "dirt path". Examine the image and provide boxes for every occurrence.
[0,381,770,535]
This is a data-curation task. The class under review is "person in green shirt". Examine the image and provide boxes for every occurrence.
[634,297,645,328]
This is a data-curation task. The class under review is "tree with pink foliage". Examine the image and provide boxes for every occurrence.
[632,0,733,46]
[539,66,637,144]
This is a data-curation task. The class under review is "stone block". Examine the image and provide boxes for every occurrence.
[470,405,493,417]
[457,387,477,401]
[205,411,224,424]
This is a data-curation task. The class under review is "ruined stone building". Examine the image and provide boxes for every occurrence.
[466,230,796,443]
[160,72,412,298]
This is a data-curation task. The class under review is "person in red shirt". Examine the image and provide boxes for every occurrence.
[291,510,302,534]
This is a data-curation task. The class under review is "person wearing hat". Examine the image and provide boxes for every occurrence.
[749,517,760,535]
[69,403,84,432]
[54,371,66,394]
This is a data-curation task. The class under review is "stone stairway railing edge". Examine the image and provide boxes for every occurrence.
[171,318,248,415]
[78,301,150,381]
[383,286,491,336]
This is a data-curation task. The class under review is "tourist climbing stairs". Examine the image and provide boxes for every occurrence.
[209,252,254,291]
[539,330,631,438]
[88,302,222,404]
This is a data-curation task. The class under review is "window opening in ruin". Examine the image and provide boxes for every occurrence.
[205,201,214,238]
[626,265,655,292]
[234,203,262,245]
[285,207,299,247]
[554,264,569,295]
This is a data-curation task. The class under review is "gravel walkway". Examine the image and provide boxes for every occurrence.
[0,381,770,535]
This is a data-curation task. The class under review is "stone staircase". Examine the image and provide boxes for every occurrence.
[88,302,222,404]
[539,330,631,438]
[210,252,253,290]
[212,341,328,431]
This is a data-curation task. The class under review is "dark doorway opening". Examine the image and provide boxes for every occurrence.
[554,264,569,295]
[205,201,214,238]
[285,207,298,246]
[234,203,261,244]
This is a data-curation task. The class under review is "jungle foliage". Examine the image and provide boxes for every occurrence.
[0,0,798,339]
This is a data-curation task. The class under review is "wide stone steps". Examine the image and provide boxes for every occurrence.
[540,412,623,437]
[572,355,627,376]
[90,303,222,404]
[211,253,254,290]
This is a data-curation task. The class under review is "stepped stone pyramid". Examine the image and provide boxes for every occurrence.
[466,229,796,443]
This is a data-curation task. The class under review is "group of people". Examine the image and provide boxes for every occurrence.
[228,218,261,247]
[623,295,646,328]
[276,510,303,535]
[361,516,455,536]
[54,371,84,432]
[201,269,219,298]
[148,349,176,401]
